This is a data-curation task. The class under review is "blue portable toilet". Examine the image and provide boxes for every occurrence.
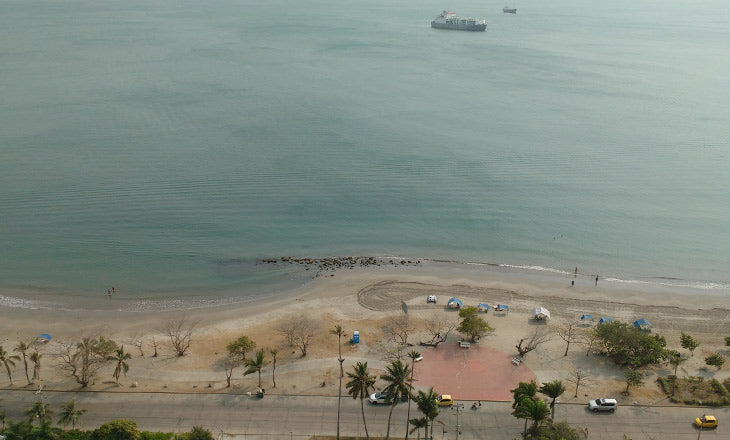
[350,330,360,344]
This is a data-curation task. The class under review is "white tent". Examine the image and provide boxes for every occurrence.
[532,307,551,320]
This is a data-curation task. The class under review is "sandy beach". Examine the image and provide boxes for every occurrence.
[1,265,729,406]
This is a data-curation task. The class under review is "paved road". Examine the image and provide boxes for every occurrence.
[1,390,728,439]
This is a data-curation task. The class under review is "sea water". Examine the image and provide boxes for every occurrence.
[1,0,729,304]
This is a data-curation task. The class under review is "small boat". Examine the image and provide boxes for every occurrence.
[503,6,517,14]
[431,11,487,31]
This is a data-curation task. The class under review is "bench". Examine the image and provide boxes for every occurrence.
[459,341,471,348]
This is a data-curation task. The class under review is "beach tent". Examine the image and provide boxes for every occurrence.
[495,304,510,312]
[580,314,594,321]
[532,307,551,320]
[598,317,612,324]
[478,303,490,312]
[38,334,52,343]
[447,298,463,309]
[634,318,652,330]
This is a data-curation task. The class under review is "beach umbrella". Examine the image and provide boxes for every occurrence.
[598,317,612,324]
[478,303,490,312]
[633,318,652,330]
[447,298,463,309]
[496,304,509,312]
[38,333,52,343]
[532,307,550,320]
[580,314,593,321]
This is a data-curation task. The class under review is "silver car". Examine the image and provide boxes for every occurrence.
[588,398,617,413]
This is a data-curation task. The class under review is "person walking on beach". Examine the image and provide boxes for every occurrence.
[571,280,574,287]
[595,275,599,286]
[574,267,578,277]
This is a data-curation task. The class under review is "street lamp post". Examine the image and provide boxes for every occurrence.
[452,404,464,440]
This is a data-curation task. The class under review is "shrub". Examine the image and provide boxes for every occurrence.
[710,379,730,397]
[187,426,214,440]
[90,419,141,440]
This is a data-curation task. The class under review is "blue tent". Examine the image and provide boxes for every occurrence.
[38,333,52,343]
[634,318,652,330]
[580,314,593,321]
[478,303,490,312]
[447,297,463,309]
[598,317,612,324]
[495,304,509,312]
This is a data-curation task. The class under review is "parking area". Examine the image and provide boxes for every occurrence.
[412,341,537,401]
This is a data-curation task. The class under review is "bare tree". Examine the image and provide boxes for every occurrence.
[269,348,279,388]
[515,329,550,357]
[56,336,118,387]
[129,336,145,357]
[580,329,600,357]
[557,321,581,356]
[422,316,457,346]
[223,354,241,388]
[383,345,408,363]
[152,336,159,357]
[277,316,318,357]
[384,315,415,346]
[163,316,199,357]
[566,367,592,398]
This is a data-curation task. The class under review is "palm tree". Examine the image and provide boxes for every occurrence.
[244,349,270,388]
[510,380,538,408]
[35,419,57,440]
[405,350,421,440]
[58,400,86,430]
[413,388,439,440]
[0,346,20,386]
[30,351,42,381]
[346,361,376,440]
[330,325,345,440]
[26,399,52,425]
[512,397,550,438]
[107,345,132,385]
[269,348,278,388]
[1,408,7,432]
[14,341,32,385]
[381,360,411,440]
[409,417,427,440]
[539,380,566,419]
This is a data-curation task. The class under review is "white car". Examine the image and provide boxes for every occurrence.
[369,392,391,405]
[427,295,437,304]
[588,398,617,413]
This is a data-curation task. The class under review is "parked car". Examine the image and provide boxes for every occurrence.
[695,415,718,429]
[427,295,437,304]
[587,398,617,413]
[436,394,454,407]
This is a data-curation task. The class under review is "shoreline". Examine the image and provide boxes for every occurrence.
[1,258,728,313]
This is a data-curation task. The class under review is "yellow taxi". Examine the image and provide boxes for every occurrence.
[436,394,454,407]
[695,415,718,429]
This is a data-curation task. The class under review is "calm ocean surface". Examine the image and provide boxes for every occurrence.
[1,0,729,303]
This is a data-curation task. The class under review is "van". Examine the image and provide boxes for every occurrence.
[588,398,617,413]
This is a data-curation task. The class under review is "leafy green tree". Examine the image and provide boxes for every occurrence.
[107,345,132,384]
[0,346,20,386]
[224,336,256,387]
[34,419,58,440]
[14,341,33,385]
[90,419,141,440]
[187,426,214,440]
[539,380,565,419]
[4,420,33,440]
[330,324,345,440]
[405,350,421,440]
[346,361,377,440]
[243,349,270,388]
[26,400,52,425]
[57,400,86,430]
[380,360,411,440]
[680,332,699,356]
[536,421,584,440]
[725,336,730,346]
[593,322,666,368]
[456,306,494,342]
[226,336,256,362]
[705,353,726,369]
[413,388,439,440]
[624,369,644,394]
[511,381,538,408]
[512,397,550,438]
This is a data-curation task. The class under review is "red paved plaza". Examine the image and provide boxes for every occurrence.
[412,342,537,401]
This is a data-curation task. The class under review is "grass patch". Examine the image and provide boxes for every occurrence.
[657,375,730,406]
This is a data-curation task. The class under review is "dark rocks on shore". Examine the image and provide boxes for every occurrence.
[260,256,421,278]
